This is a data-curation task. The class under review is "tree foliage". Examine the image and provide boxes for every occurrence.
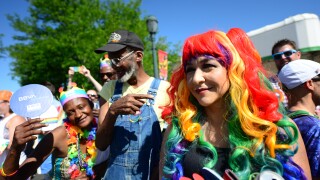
[0,34,4,58]
[7,0,181,95]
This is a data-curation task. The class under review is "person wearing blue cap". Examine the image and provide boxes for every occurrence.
[0,87,103,179]
[278,59,320,179]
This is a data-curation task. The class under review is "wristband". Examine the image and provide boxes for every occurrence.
[0,165,18,177]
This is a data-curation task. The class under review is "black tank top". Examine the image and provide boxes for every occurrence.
[181,143,230,178]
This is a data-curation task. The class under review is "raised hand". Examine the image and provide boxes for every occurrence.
[79,65,91,78]
[11,118,47,152]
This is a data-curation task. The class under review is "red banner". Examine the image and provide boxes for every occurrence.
[158,50,168,80]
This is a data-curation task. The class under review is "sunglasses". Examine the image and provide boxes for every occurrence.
[312,76,320,82]
[100,72,115,78]
[111,51,134,66]
[87,94,98,98]
[272,50,297,60]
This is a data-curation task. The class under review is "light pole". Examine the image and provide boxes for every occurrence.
[146,16,159,78]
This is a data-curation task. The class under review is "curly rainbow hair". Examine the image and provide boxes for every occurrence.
[162,29,305,179]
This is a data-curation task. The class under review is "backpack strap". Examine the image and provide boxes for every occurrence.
[287,110,319,119]
[109,81,123,103]
[147,78,161,105]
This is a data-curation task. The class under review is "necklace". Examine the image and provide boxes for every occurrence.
[64,118,97,179]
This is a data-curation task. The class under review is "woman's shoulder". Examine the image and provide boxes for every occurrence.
[6,114,26,129]
[99,80,117,100]
[10,114,25,121]
[101,80,117,91]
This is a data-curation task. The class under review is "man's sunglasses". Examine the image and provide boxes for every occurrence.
[111,51,134,66]
[272,49,297,60]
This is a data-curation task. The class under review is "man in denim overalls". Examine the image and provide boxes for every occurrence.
[95,30,170,180]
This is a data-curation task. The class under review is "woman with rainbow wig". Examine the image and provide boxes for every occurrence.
[1,87,101,179]
[160,28,311,180]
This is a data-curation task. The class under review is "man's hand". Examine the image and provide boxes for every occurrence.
[108,94,154,116]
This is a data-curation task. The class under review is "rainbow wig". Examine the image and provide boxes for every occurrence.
[59,87,88,106]
[162,29,305,179]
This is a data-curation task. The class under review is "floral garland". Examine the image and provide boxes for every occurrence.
[64,118,97,179]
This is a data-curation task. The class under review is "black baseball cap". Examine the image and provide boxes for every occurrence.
[95,30,144,53]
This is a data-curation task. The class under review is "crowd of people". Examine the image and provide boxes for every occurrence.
[0,28,319,180]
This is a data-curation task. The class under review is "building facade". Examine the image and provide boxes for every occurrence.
[248,13,320,74]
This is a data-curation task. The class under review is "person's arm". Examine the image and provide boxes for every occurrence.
[67,68,75,90]
[1,120,66,179]
[79,65,102,92]
[96,94,154,150]
[6,115,26,149]
[159,124,172,179]
[96,98,112,150]
[1,119,46,178]
[289,118,312,179]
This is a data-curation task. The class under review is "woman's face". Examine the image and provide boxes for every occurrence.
[185,56,230,107]
[63,98,93,128]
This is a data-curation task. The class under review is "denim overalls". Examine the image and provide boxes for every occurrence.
[103,79,162,180]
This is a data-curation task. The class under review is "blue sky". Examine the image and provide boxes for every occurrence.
[1,0,320,92]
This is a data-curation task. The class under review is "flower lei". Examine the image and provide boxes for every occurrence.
[64,118,97,179]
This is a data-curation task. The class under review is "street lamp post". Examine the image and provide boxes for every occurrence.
[146,16,159,79]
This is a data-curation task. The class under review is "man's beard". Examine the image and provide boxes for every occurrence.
[118,62,138,82]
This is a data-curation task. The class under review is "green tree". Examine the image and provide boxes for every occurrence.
[7,0,180,95]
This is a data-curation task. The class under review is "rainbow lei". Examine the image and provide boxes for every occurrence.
[64,118,97,179]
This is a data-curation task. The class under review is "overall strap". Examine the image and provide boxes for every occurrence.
[287,110,319,119]
[109,81,123,103]
[114,81,123,95]
[147,78,161,105]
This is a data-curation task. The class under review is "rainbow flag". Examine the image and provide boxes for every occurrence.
[40,105,64,131]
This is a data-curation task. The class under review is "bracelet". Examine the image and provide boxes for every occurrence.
[0,166,18,177]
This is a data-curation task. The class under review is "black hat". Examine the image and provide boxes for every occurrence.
[95,30,144,54]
